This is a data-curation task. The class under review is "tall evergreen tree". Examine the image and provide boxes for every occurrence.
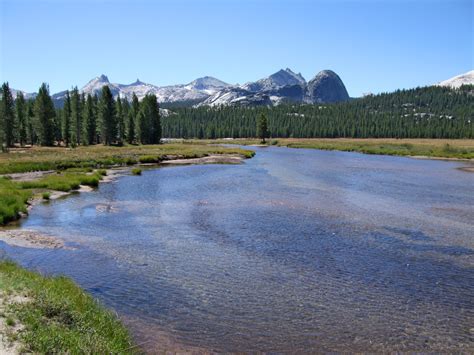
[0,83,16,148]
[34,83,56,146]
[138,94,161,144]
[127,93,139,144]
[53,107,63,143]
[62,91,72,146]
[71,87,82,145]
[122,98,130,142]
[256,112,269,143]
[116,96,125,145]
[99,86,116,145]
[92,94,100,143]
[15,92,27,146]
[83,94,96,145]
[26,100,36,145]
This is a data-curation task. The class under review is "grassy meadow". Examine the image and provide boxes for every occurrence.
[208,138,474,159]
[0,261,136,353]
[0,143,255,175]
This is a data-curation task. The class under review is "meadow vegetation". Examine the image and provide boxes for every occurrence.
[0,142,254,225]
[0,261,136,353]
[208,138,474,159]
[0,143,255,174]
[0,178,31,225]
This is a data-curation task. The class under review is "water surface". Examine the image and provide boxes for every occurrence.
[4,147,474,352]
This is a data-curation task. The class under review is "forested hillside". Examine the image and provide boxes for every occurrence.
[1,84,473,149]
[163,85,473,139]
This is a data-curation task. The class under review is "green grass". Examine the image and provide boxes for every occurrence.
[0,178,32,225]
[0,171,106,224]
[138,155,162,163]
[282,141,474,159]
[131,168,142,175]
[207,138,474,159]
[0,143,255,174]
[0,261,136,353]
[96,169,107,176]
[18,172,102,192]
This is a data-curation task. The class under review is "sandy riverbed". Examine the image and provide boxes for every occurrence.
[0,230,69,250]
[161,154,244,165]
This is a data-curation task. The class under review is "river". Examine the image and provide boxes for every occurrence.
[3,146,474,352]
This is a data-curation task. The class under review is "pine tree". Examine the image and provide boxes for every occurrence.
[0,83,16,148]
[26,100,36,145]
[122,98,130,142]
[53,107,63,143]
[99,86,116,145]
[34,83,56,146]
[71,87,82,145]
[127,93,139,144]
[256,112,269,143]
[80,93,88,145]
[116,96,125,145]
[83,94,96,145]
[16,92,28,146]
[138,94,161,144]
[62,91,72,146]
[92,94,100,143]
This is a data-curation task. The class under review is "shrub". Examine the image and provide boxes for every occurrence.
[138,155,160,163]
[42,192,50,200]
[131,168,142,175]
[64,167,93,173]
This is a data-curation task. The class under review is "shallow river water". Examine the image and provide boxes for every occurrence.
[3,147,474,352]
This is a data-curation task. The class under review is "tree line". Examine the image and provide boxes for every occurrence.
[162,85,473,139]
[1,83,472,148]
[0,83,161,149]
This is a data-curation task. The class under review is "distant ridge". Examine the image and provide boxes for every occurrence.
[437,70,474,88]
[10,68,351,107]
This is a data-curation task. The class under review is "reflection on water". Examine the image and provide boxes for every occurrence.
[5,147,474,352]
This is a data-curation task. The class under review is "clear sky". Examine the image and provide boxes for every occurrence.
[1,0,472,97]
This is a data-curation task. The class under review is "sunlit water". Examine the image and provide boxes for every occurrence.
[3,147,474,352]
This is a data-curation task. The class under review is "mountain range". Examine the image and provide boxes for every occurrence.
[10,69,473,108]
[11,69,350,107]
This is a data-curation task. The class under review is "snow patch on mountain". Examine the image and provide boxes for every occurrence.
[10,88,36,100]
[437,70,474,88]
[75,75,231,103]
[199,87,272,107]
[241,68,306,92]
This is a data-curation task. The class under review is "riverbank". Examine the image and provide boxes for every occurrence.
[0,261,136,354]
[0,142,255,226]
[205,138,474,160]
[0,143,255,175]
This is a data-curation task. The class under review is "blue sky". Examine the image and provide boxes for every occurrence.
[1,0,472,97]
